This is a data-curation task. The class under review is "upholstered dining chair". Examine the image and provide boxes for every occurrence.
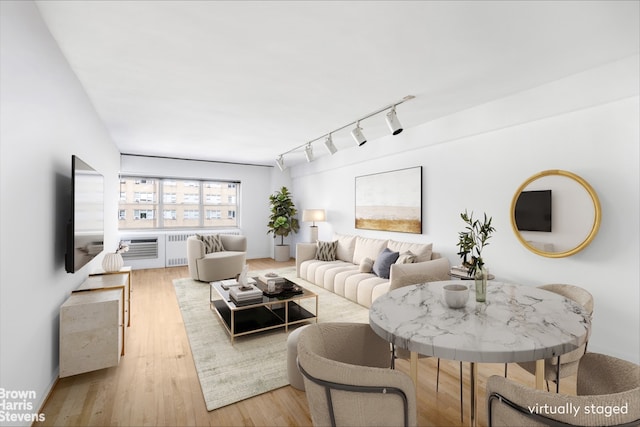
[487,352,640,426]
[506,283,594,393]
[297,322,417,427]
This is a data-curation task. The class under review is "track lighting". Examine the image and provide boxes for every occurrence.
[275,95,415,171]
[385,106,403,135]
[324,134,337,155]
[304,144,314,162]
[351,122,367,146]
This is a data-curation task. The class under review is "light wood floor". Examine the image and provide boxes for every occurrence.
[36,258,576,427]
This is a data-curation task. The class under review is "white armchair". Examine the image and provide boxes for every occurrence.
[187,234,247,282]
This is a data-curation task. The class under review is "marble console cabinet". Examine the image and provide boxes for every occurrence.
[59,272,130,378]
[59,288,122,378]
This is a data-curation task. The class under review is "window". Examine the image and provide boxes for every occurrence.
[184,210,199,220]
[134,209,155,220]
[118,176,239,230]
[206,209,222,219]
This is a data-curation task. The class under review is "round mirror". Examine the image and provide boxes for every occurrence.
[510,170,601,258]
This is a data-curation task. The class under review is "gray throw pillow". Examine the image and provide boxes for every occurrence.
[316,240,338,261]
[372,248,399,279]
[197,234,224,254]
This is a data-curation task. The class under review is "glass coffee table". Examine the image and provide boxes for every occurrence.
[210,277,318,344]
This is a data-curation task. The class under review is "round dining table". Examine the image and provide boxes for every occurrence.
[369,280,591,427]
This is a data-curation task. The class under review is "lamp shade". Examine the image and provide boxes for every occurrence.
[302,209,326,223]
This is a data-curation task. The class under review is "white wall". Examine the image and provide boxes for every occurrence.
[0,2,120,423]
[119,155,279,259]
[289,55,640,363]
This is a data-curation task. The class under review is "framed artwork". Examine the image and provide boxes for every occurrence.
[355,166,422,233]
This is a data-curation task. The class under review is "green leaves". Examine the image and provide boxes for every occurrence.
[267,186,300,245]
[456,210,496,276]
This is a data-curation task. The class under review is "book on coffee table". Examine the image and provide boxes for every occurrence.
[229,284,262,302]
[220,278,256,290]
[258,273,285,284]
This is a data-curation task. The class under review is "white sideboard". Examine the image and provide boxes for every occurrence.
[59,288,122,378]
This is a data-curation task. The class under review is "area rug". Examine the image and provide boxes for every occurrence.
[173,267,370,411]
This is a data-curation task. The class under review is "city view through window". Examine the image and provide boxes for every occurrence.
[118,177,239,229]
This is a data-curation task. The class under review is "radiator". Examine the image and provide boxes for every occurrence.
[165,233,191,266]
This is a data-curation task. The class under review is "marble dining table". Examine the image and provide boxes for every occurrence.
[369,280,591,427]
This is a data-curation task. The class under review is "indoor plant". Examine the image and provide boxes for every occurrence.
[456,210,495,302]
[267,186,300,262]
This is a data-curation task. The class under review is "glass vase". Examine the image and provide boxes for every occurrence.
[475,264,487,302]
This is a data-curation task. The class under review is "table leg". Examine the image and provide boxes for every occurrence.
[470,362,477,427]
[410,351,418,400]
[535,359,545,389]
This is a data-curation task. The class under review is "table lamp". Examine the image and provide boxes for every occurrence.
[302,209,326,242]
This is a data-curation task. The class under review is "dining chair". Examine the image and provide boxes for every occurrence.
[297,322,417,427]
[487,352,640,426]
[505,283,594,392]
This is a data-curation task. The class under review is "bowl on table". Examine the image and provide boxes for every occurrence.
[442,284,469,309]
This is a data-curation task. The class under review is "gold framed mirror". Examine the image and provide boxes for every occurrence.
[510,170,601,258]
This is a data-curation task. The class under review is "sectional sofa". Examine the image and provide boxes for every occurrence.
[296,234,451,308]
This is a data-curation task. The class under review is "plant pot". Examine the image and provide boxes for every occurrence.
[102,252,123,272]
[274,245,290,262]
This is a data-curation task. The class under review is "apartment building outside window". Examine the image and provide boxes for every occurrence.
[118,177,239,229]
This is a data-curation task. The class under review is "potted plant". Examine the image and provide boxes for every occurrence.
[267,186,300,262]
[456,210,495,302]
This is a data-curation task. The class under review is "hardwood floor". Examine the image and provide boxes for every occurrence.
[36,258,576,426]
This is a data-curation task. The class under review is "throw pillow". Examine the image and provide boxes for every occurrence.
[316,240,338,261]
[372,248,400,279]
[396,250,417,264]
[359,257,374,273]
[197,234,224,254]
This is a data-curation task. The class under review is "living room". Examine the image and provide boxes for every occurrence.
[1,1,639,426]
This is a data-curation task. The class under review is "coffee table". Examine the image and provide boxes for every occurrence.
[210,277,318,344]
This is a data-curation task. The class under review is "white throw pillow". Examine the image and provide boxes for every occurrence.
[359,257,374,273]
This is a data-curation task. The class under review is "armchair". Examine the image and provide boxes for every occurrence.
[487,352,639,426]
[297,322,417,427]
[508,284,594,392]
[187,234,247,282]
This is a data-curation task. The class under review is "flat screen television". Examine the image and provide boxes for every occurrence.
[65,155,104,273]
[514,189,552,232]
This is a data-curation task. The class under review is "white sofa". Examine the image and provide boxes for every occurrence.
[296,234,450,308]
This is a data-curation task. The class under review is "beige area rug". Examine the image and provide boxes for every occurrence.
[173,266,370,411]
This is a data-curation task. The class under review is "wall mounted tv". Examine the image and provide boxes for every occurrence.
[514,189,552,232]
[65,155,104,273]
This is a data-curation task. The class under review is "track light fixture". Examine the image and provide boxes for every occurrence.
[351,122,367,146]
[304,143,314,162]
[275,95,415,171]
[324,134,337,155]
[385,106,403,135]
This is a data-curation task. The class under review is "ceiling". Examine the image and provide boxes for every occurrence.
[35,1,639,168]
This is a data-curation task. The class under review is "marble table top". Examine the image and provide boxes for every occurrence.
[369,280,591,363]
